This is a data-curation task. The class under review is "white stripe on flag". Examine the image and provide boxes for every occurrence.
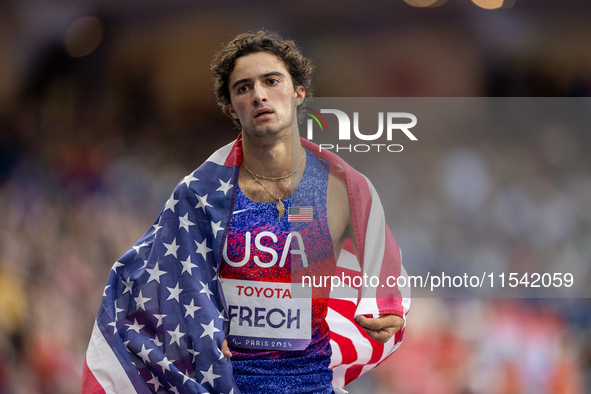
[86,321,136,393]
[205,140,234,165]
[336,248,361,271]
[355,175,385,317]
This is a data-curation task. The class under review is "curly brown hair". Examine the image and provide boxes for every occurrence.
[211,30,314,127]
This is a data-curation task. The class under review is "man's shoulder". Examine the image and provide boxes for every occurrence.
[170,139,240,206]
[302,138,364,181]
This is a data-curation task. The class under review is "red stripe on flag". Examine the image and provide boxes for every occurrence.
[330,331,358,366]
[224,134,242,167]
[344,364,365,386]
[81,357,106,394]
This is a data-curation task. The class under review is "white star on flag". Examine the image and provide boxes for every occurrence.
[167,324,186,346]
[195,193,212,213]
[211,220,224,239]
[188,348,200,363]
[180,256,197,275]
[178,370,196,384]
[132,241,149,254]
[200,364,221,386]
[146,372,162,391]
[151,335,163,347]
[184,299,201,318]
[199,281,214,300]
[216,178,233,195]
[103,285,110,297]
[125,318,145,333]
[164,195,179,213]
[137,344,153,364]
[178,212,195,232]
[134,290,151,311]
[108,322,117,334]
[111,261,124,271]
[181,173,199,187]
[195,239,212,260]
[153,313,166,327]
[122,278,134,295]
[146,262,167,283]
[114,300,124,320]
[166,282,183,302]
[156,356,173,373]
[216,307,226,320]
[164,238,180,258]
[152,223,163,234]
[200,319,220,340]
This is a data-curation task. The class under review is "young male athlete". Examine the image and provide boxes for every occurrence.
[82,31,408,394]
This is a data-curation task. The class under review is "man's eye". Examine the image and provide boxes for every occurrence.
[268,79,279,85]
[237,86,249,93]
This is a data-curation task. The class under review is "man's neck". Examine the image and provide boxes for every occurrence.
[240,129,304,178]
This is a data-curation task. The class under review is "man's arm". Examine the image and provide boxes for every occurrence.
[327,166,404,344]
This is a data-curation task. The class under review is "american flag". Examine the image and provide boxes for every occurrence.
[82,136,410,393]
[288,206,313,222]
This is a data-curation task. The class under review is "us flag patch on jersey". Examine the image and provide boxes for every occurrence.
[288,206,313,222]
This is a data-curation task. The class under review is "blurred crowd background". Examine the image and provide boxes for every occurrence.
[1,0,591,393]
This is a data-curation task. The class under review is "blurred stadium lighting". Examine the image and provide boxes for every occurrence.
[403,0,515,9]
[471,0,505,9]
[403,0,446,7]
[64,16,103,57]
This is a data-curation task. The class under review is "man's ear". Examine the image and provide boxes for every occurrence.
[227,103,238,119]
[294,86,306,106]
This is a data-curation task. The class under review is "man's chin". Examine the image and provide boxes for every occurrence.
[243,124,285,138]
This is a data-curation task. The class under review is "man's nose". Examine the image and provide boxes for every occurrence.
[252,82,267,104]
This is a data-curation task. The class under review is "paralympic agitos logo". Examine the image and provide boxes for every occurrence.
[303,107,417,153]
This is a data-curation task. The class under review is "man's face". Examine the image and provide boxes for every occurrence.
[227,52,305,139]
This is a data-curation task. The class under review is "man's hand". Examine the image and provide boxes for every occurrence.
[355,314,404,344]
[222,339,232,358]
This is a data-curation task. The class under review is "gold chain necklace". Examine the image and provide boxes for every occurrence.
[241,152,306,219]
[242,151,306,181]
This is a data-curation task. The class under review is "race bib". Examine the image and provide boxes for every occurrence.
[220,278,312,351]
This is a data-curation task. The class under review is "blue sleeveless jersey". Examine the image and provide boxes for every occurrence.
[219,149,336,394]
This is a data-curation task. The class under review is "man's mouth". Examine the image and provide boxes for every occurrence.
[254,108,273,118]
